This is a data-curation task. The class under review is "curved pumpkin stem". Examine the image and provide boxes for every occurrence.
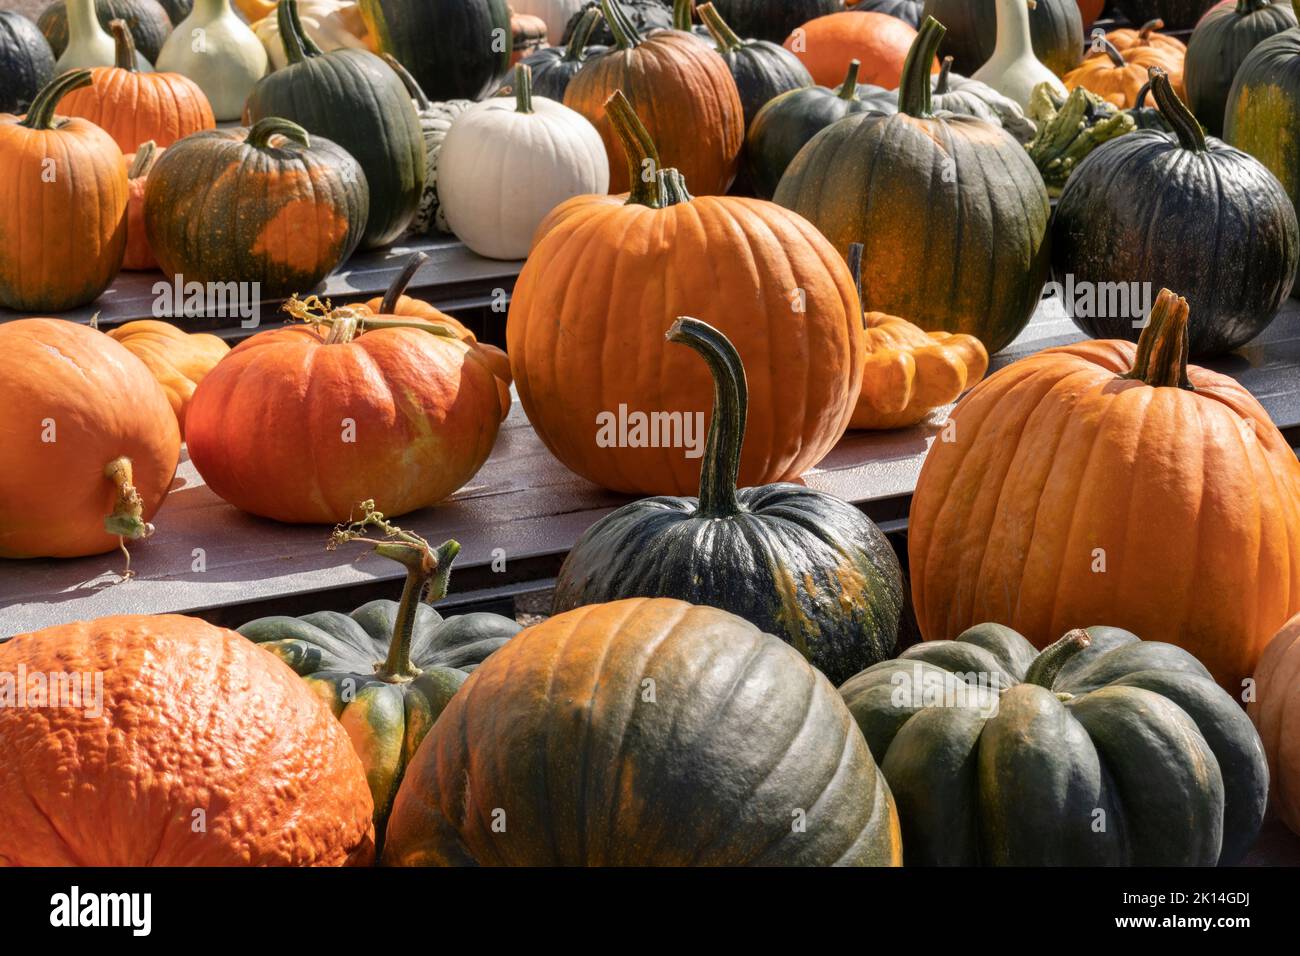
[109,19,138,72]
[247,115,311,150]
[698,3,743,53]
[601,0,643,50]
[666,317,747,518]
[382,252,428,313]
[935,56,954,95]
[383,53,432,111]
[1089,28,1127,68]
[1147,66,1205,152]
[1138,18,1164,40]
[837,59,862,100]
[330,501,461,682]
[128,140,158,179]
[604,90,663,208]
[20,69,93,130]
[277,0,323,65]
[1134,79,1153,110]
[1024,629,1091,688]
[565,6,603,61]
[1125,288,1194,390]
[899,16,945,118]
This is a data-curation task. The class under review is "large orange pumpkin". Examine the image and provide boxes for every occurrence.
[0,319,179,560]
[57,19,215,153]
[185,298,504,524]
[783,10,932,88]
[105,320,231,431]
[1249,612,1300,835]
[563,0,744,194]
[507,91,865,496]
[0,614,375,866]
[909,289,1300,693]
[0,69,127,312]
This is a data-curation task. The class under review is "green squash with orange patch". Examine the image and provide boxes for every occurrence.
[144,117,368,299]
[552,318,904,686]
[238,511,520,848]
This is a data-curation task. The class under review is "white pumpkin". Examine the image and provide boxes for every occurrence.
[437,64,609,260]
[971,0,1067,109]
[252,0,369,71]
[509,0,587,46]
[156,0,268,121]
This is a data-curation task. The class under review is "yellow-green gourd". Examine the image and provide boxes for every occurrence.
[156,0,267,120]
[57,0,151,71]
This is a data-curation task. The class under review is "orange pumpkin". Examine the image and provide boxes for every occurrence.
[507,91,864,496]
[1249,612,1300,835]
[185,297,504,524]
[122,141,160,270]
[909,289,1300,693]
[58,20,215,153]
[0,614,375,865]
[783,10,933,88]
[0,319,179,559]
[1107,17,1188,67]
[1067,31,1184,106]
[0,70,127,313]
[564,0,744,194]
[106,320,231,431]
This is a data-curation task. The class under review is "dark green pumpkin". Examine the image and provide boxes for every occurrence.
[247,0,425,249]
[238,518,521,845]
[1115,0,1220,30]
[510,6,607,100]
[852,0,924,28]
[360,0,511,102]
[1185,0,1295,137]
[1054,68,1298,355]
[708,0,839,42]
[774,17,1050,354]
[698,2,811,129]
[144,117,369,298]
[39,0,171,63]
[839,624,1270,865]
[930,56,1037,142]
[921,0,1083,75]
[563,0,672,45]
[0,11,55,115]
[553,317,904,687]
[744,59,895,200]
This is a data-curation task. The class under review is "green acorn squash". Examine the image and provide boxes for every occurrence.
[774,17,1050,354]
[931,56,1037,142]
[1054,66,1298,355]
[40,0,172,63]
[238,507,521,844]
[709,0,840,42]
[921,0,1083,76]
[0,11,55,114]
[697,2,811,129]
[840,624,1270,865]
[553,317,903,687]
[511,5,607,100]
[359,0,511,102]
[246,0,425,249]
[1186,0,1295,137]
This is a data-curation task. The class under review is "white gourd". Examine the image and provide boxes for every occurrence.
[509,0,587,45]
[971,0,1067,108]
[57,0,152,71]
[156,0,268,121]
[438,64,610,261]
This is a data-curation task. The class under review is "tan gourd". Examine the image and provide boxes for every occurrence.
[156,0,267,120]
[56,0,151,71]
[972,0,1067,108]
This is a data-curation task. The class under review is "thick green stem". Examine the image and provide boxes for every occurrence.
[1147,66,1205,152]
[666,317,747,518]
[247,116,311,150]
[383,53,432,110]
[514,63,533,113]
[103,457,155,541]
[565,6,602,61]
[604,90,663,207]
[20,70,93,129]
[601,0,642,50]
[1125,288,1193,390]
[276,0,306,64]
[128,140,158,179]
[673,0,694,31]
[381,252,427,313]
[837,59,861,100]
[698,2,743,52]
[1024,629,1091,689]
[935,56,953,95]
[109,19,137,71]
[288,0,324,56]
[376,538,461,681]
[899,16,945,118]
[1138,18,1164,40]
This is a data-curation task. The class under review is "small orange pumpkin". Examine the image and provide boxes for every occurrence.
[1107,17,1188,67]
[58,20,215,153]
[105,320,231,431]
[0,614,375,865]
[1249,612,1300,836]
[122,141,160,271]
[1067,30,1184,107]
[783,10,933,88]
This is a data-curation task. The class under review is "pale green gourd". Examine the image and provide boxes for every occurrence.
[971,0,1066,108]
[57,0,152,71]
[156,0,267,120]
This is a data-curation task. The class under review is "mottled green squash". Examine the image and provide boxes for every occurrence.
[238,513,520,846]
[1185,0,1295,137]
[553,318,903,686]
[840,624,1270,865]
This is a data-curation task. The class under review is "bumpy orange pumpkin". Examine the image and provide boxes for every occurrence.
[106,320,231,431]
[1068,29,1184,106]
[507,91,865,496]
[784,10,931,88]
[0,614,375,866]
[1250,612,1300,835]
[564,0,744,194]
[185,298,504,524]
[0,319,179,559]
[58,20,215,152]
[910,289,1300,693]
[122,141,160,270]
